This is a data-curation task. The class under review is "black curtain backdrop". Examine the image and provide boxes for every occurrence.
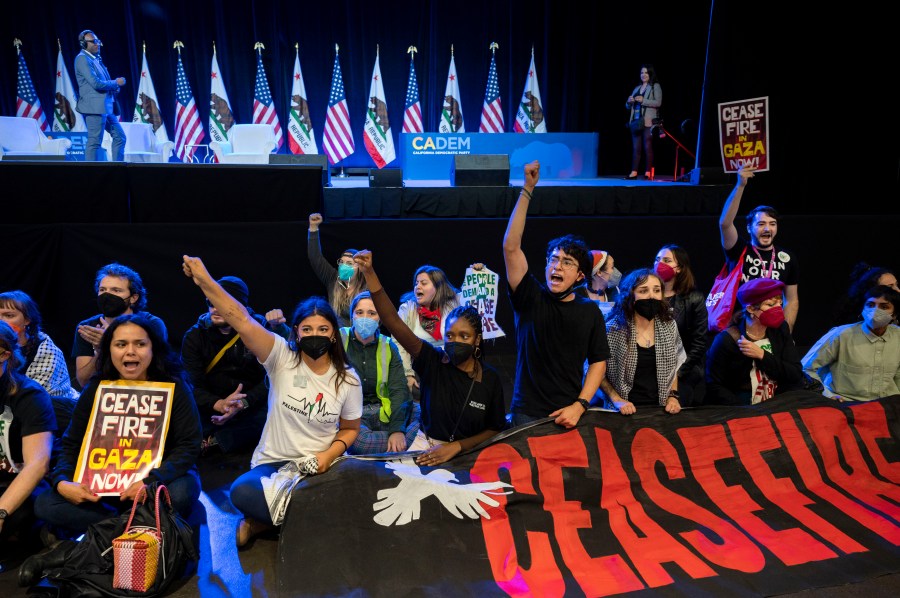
[5,2,898,193]
[4,0,707,175]
[2,214,898,382]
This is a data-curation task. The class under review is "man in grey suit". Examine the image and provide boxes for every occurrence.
[74,30,126,161]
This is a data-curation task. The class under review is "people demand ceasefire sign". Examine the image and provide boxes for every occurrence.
[459,265,505,339]
[719,96,769,173]
[74,380,174,495]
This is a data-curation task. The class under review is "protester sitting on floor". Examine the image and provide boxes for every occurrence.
[34,314,202,540]
[396,264,461,395]
[598,269,685,415]
[181,276,273,456]
[340,291,419,454]
[0,291,77,433]
[307,212,367,327]
[705,278,803,405]
[803,285,900,402]
[182,255,361,548]
[355,250,505,466]
[652,245,708,406]
[832,262,899,328]
[71,263,167,388]
[0,322,56,561]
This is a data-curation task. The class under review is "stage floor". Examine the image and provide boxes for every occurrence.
[331,174,685,188]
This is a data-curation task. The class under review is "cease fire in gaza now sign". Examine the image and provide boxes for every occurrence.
[74,380,174,495]
[718,96,769,173]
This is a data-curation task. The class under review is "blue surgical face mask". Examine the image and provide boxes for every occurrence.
[337,263,354,282]
[353,316,379,339]
[608,267,623,288]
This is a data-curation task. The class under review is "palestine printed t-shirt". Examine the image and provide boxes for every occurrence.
[252,336,363,467]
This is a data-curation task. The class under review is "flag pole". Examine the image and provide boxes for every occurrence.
[14,38,22,55]
[334,43,347,179]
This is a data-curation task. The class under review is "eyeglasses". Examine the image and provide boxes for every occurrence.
[86,37,102,46]
[547,255,579,270]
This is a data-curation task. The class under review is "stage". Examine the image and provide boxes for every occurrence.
[1,160,728,223]
[324,171,727,219]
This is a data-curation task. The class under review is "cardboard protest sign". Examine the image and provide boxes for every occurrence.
[73,380,174,495]
[459,265,505,339]
[719,96,769,172]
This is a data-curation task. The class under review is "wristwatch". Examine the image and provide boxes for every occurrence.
[0,508,8,520]
[576,399,591,412]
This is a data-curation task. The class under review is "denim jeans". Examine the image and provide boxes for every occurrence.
[506,411,544,428]
[230,461,288,525]
[34,470,200,536]
[83,112,126,161]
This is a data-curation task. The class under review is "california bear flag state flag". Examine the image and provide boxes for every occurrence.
[363,48,395,168]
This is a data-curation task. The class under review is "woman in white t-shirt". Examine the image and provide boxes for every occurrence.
[182,256,362,548]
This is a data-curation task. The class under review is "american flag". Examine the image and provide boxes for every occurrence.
[479,53,503,133]
[253,53,283,150]
[173,55,204,162]
[401,57,422,133]
[322,52,354,165]
[16,51,49,132]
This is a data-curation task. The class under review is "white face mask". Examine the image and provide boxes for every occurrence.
[863,306,894,329]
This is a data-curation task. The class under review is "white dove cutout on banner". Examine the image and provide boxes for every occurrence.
[372,458,513,526]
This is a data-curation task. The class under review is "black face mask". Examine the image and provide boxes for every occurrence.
[443,342,475,366]
[549,287,575,300]
[298,336,332,359]
[633,298,663,320]
[97,292,130,318]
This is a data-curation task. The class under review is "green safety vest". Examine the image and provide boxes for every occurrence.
[339,327,393,423]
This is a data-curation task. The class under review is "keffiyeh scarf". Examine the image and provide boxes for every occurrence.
[606,318,686,405]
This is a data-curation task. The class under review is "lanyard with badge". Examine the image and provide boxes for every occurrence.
[751,246,776,279]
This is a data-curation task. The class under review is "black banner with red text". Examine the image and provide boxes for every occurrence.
[278,392,900,597]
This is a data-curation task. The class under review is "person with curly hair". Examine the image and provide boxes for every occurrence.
[599,269,685,415]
